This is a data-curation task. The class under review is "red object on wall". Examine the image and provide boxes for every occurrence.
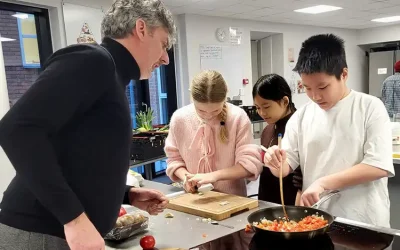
[243,79,249,85]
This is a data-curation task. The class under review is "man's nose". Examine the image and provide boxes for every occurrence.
[160,50,169,65]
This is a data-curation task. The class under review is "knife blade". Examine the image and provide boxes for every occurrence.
[166,190,186,199]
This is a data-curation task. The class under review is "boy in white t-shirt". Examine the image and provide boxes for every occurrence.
[263,34,394,228]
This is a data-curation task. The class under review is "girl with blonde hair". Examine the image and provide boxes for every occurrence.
[165,70,262,250]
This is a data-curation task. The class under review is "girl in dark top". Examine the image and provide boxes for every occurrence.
[253,74,303,205]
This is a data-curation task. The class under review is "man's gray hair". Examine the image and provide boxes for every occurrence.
[101,0,176,49]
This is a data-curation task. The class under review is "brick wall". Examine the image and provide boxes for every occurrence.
[5,66,39,104]
[0,10,40,106]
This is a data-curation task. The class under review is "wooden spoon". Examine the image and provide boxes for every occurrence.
[277,133,288,220]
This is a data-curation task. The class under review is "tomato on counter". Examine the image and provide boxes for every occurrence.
[118,207,127,217]
[244,224,253,233]
[140,235,155,249]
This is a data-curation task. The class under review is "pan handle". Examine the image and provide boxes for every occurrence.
[311,190,340,209]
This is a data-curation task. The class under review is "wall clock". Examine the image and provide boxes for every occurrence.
[215,28,227,42]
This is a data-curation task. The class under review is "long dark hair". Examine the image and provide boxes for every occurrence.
[252,74,296,112]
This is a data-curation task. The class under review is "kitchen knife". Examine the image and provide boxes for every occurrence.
[166,183,214,199]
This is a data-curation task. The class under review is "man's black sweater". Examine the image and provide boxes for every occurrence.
[0,38,138,238]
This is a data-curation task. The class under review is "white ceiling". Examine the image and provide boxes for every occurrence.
[164,0,400,29]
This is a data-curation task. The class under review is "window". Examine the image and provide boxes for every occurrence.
[152,48,178,179]
[126,81,144,175]
[126,81,138,128]
[154,160,167,173]
[128,48,177,180]
[16,13,40,68]
[151,66,169,176]
[128,69,168,177]
[131,165,145,175]
[0,2,53,106]
[158,66,168,124]
[149,67,168,126]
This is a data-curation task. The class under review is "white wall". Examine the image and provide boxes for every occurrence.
[174,15,191,108]
[358,24,400,45]
[177,14,368,108]
[259,37,272,75]
[0,41,14,201]
[258,34,285,78]
[271,34,284,77]
[251,40,259,85]
[63,3,104,46]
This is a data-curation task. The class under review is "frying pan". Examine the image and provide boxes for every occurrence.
[247,190,339,240]
[249,231,335,250]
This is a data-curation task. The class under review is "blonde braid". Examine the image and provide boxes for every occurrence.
[218,102,228,143]
[190,70,229,143]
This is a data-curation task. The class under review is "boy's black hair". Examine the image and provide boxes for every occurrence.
[293,34,347,80]
[252,74,296,112]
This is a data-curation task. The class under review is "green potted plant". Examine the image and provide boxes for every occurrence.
[134,106,169,134]
[135,106,154,132]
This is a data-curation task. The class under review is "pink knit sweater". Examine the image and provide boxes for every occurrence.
[165,103,263,197]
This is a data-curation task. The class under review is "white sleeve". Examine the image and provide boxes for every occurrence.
[282,112,300,171]
[362,98,395,177]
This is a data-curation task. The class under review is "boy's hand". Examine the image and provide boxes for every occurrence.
[300,180,325,207]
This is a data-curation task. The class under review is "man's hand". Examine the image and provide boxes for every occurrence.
[128,188,168,215]
[300,179,325,207]
[64,213,105,250]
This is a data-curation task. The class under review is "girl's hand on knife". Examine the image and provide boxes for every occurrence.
[186,173,218,186]
[183,174,197,193]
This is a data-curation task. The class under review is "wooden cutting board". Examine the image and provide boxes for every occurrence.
[167,191,258,221]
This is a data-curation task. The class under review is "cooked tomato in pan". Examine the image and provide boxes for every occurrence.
[252,214,329,232]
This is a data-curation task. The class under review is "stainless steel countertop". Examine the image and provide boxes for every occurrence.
[394,158,400,165]
[106,180,400,250]
[105,180,277,250]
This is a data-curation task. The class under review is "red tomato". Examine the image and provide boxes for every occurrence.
[118,207,127,217]
[140,235,155,249]
[244,224,253,233]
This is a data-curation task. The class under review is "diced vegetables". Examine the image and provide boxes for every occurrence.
[164,212,174,218]
[244,224,253,233]
[252,214,328,232]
